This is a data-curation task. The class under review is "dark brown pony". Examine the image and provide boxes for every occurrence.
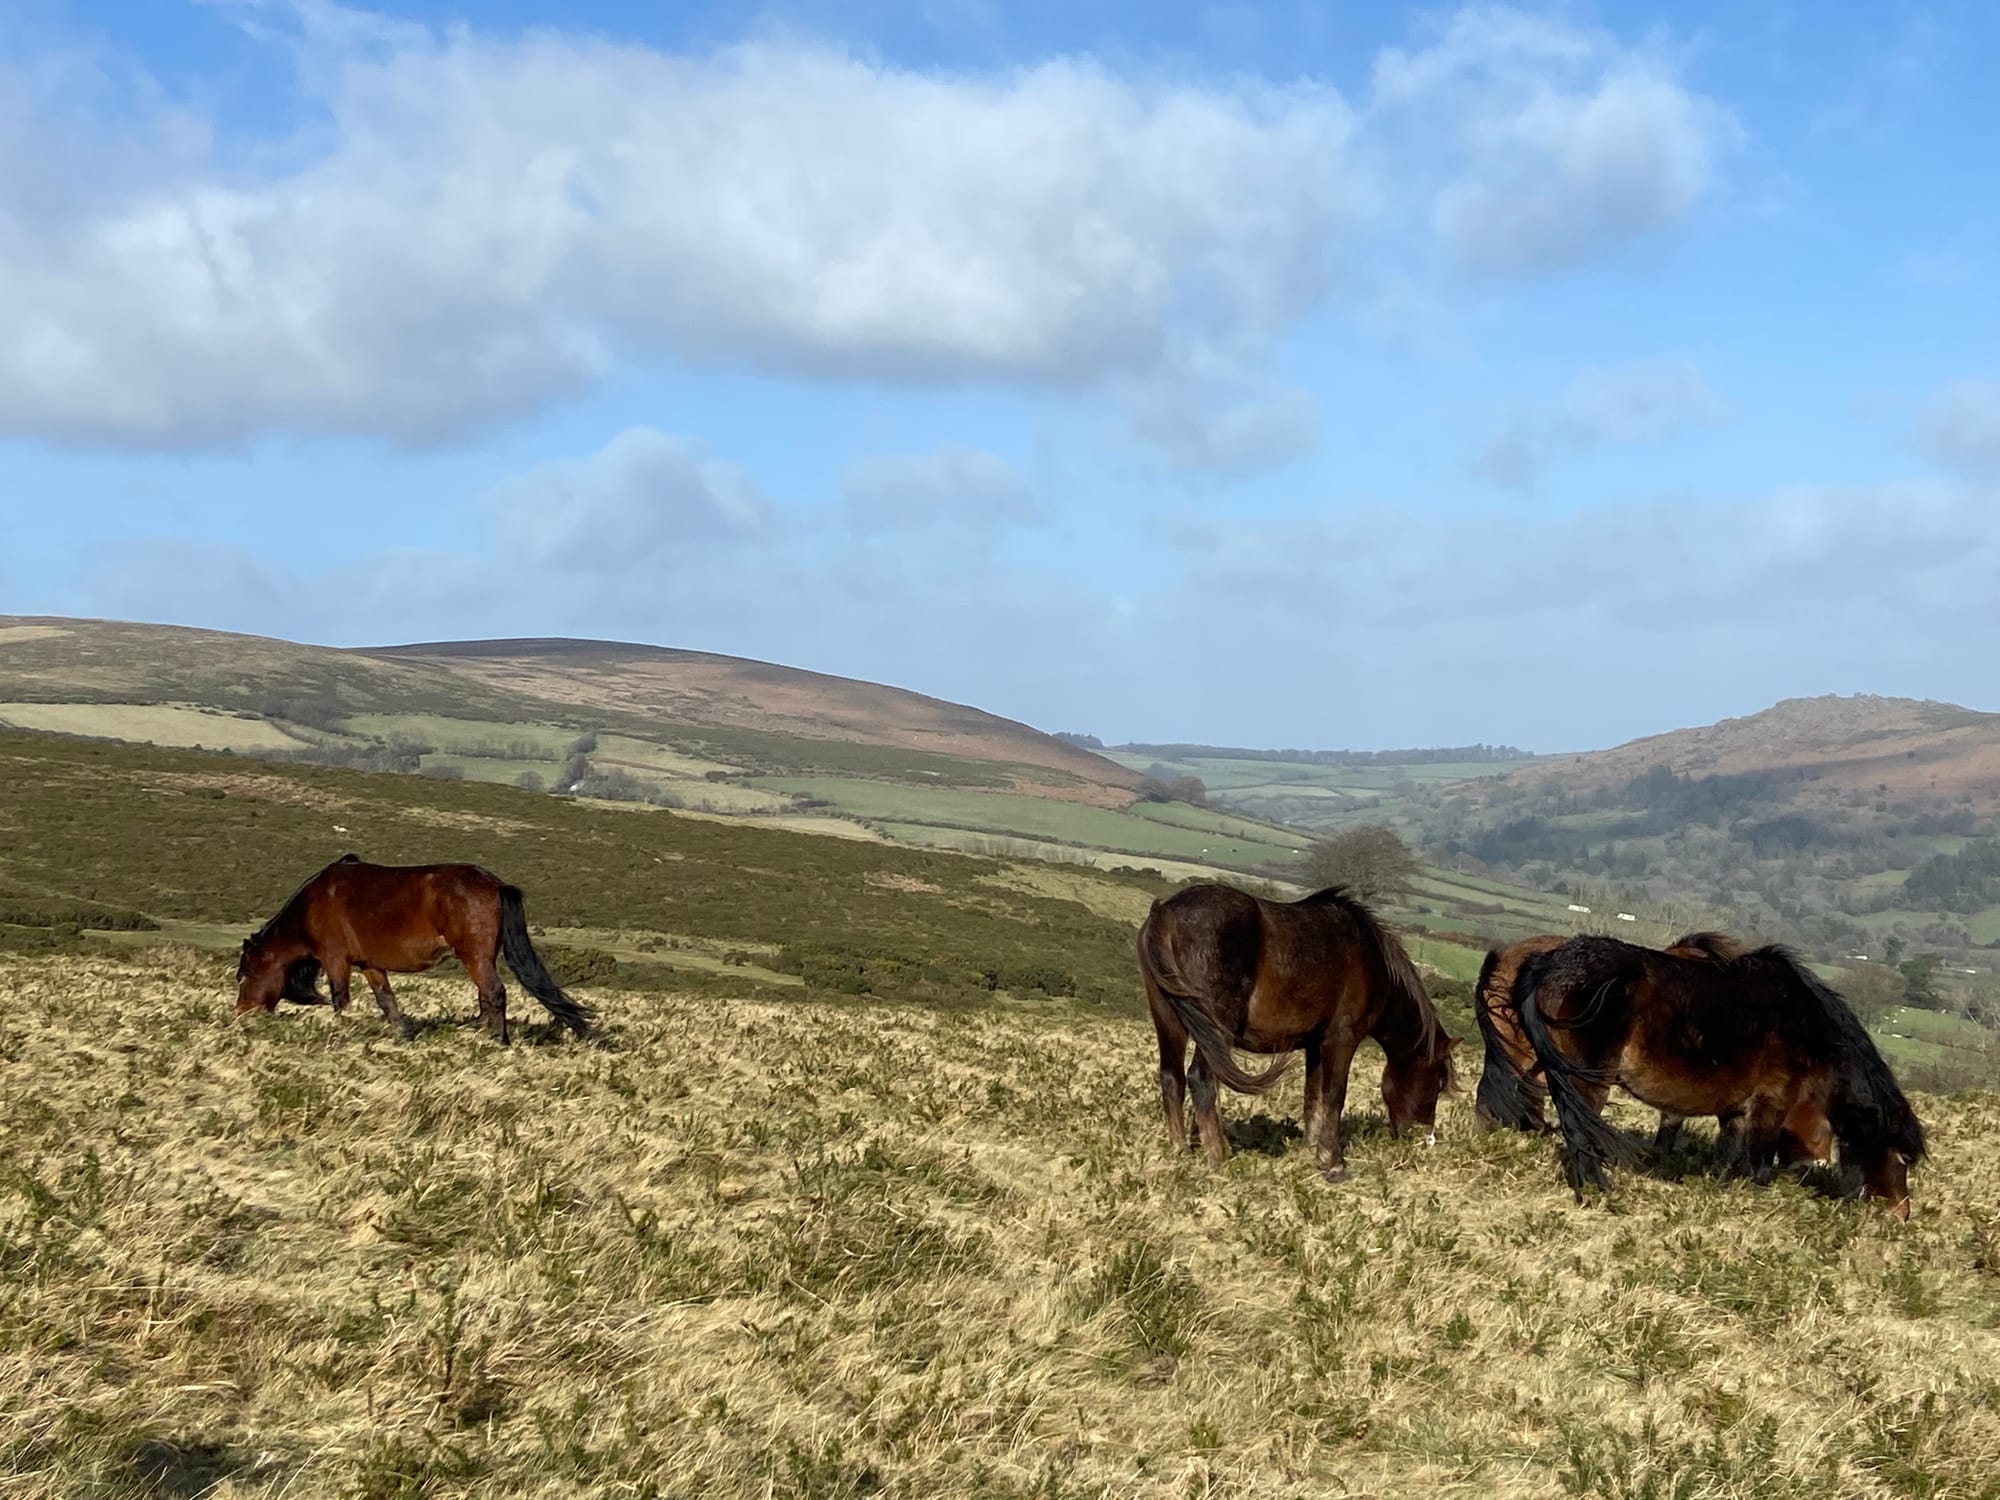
[1137,883,1457,1181]
[1514,935,1925,1216]
[235,855,593,1045]
[1473,930,1747,1153]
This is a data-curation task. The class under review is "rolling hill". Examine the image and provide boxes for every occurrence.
[1,616,1338,885]
[1395,694,2000,964]
[0,616,1134,798]
[1502,694,2000,810]
[368,635,1140,797]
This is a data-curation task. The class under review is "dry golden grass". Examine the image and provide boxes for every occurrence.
[4,951,1999,1498]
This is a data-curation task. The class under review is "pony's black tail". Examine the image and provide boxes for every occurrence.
[1472,947,1543,1131]
[1516,952,1641,1199]
[498,885,595,1036]
[1136,909,1291,1095]
[1786,952,1926,1166]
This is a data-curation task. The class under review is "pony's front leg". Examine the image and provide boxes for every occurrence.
[324,955,354,1018]
[1650,1112,1686,1158]
[1187,1052,1228,1168]
[364,967,418,1043]
[1309,1033,1358,1183]
[1705,1110,1749,1178]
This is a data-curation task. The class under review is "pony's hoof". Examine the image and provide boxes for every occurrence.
[1321,1165,1350,1184]
[397,1023,418,1043]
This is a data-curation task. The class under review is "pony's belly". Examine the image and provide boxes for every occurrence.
[1238,1028,1306,1055]
[362,939,454,973]
[1622,1058,1757,1116]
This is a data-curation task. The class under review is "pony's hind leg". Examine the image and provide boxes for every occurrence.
[1188,1052,1228,1168]
[463,948,510,1047]
[1146,978,1191,1152]
[1650,1112,1686,1157]
[363,967,418,1043]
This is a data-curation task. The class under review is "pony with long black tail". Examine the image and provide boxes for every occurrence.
[235,856,595,1045]
[1474,930,1750,1157]
[1137,883,1457,1182]
[1514,935,1924,1217]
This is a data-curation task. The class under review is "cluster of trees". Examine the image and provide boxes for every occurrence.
[557,731,597,791]
[1904,840,2000,912]
[1136,771,1208,806]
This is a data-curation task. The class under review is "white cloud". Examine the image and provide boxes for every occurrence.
[1914,379,2000,480]
[489,427,774,572]
[0,3,1728,455]
[1372,7,1732,276]
[0,9,1357,447]
[1472,358,1726,489]
[843,446,1040,533]
[1120,371,1319,477]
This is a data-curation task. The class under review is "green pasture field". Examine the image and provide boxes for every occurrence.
[418,753,559,785]
[0,701,311,751]
[338,713,581,757]
[748,777,1306,870]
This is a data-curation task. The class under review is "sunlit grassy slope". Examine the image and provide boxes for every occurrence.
[3,952,1996,1498]
[1,730,1997,1496]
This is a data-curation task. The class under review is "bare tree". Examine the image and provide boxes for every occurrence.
[1302,826,1420,904]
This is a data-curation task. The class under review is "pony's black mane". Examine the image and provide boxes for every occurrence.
[1770,948,1927,1164]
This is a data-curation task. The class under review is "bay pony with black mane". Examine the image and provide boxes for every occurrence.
[1137,883,1458,1181]
[1513,934,1924,1216]
[235,855,594,1045]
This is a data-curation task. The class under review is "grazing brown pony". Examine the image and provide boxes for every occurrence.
[1137,883,1457,1181]
[235,855,593,1045]
[1473,930,1748,1153]
[1514,935,1925,1216]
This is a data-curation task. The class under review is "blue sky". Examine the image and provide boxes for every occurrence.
[2,0,1997,751]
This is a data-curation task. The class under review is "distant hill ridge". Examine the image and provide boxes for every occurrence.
[0,616,1138,798]
[1521,693,2000,805]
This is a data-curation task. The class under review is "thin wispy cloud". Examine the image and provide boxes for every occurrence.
[1472,359,1727,490]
